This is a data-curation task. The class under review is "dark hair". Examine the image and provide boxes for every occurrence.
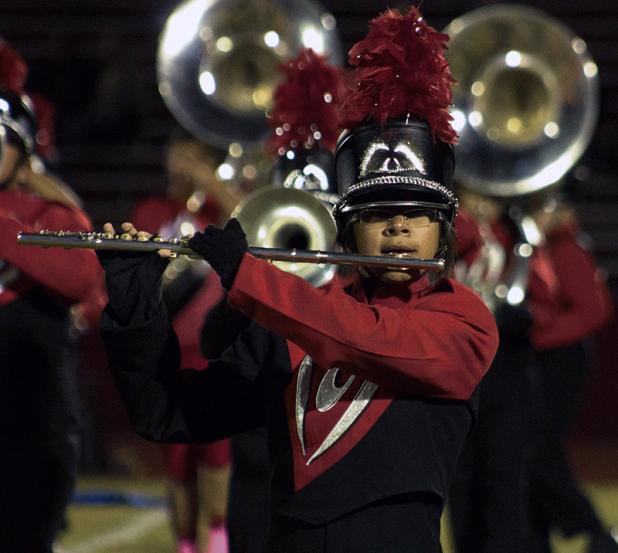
[432,218,455,282]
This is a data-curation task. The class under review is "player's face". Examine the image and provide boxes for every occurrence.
[352,208,441,284]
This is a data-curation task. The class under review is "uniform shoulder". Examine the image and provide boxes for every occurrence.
[422,277,489,310]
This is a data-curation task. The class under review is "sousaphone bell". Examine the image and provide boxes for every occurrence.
[231,185,338,287]
[157,0,343,149]
[444,4,599,197]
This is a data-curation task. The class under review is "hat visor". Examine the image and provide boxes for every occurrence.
[338,182,455,215]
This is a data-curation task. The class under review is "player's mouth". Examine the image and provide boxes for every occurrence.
[381,246,417,258]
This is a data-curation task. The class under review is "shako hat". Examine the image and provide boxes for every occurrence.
[266,47,343,196]
[333,6,459,227]
[0,40,36,155]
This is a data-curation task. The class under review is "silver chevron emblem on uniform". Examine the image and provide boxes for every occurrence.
[316,368,355,412]
[307,379,378,465]
[295,356,379,466]
[295,356,313,455]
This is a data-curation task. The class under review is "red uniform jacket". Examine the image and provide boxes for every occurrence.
[227,255,498,489]
[0,189,102,307]
[102,253,498,522]
[529,222,613,350]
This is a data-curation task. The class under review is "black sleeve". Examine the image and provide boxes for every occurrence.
[200,294,252,359]
[98,250,168,328]
[102,306,287,444]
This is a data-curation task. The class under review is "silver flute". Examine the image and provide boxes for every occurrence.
[17,231,446,271]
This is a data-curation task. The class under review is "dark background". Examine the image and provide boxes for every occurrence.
[2,0,617,447]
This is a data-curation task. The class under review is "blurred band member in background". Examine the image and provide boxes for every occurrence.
[450,188,556,553]
[527,195,616,553]
[199,47,344,553]
[130,133,234,553]
[0,41,104,553]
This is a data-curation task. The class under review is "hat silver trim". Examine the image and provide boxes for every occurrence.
[345,176,456,203]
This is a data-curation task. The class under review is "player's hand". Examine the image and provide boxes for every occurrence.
[188,218,248,290]
[97,221,170,326]
[101,222,175,258]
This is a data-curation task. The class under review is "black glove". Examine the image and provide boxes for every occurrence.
[188,218,248,290]
[97,250,169,326]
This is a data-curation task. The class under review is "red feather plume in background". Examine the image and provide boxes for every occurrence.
[28,92,57,161]
[267,48,344,155]
[339,6,458,145]
[0,40,28,94]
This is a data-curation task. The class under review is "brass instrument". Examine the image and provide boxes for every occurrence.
[444,4,599,197]
[156,0,345,286]
[231,185,339,286]
[157,0,343,149]
[444,5,599,306]
[16,231,445,272]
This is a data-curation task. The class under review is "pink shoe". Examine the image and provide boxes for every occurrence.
[178,538,197,553]
[205,525,229,553]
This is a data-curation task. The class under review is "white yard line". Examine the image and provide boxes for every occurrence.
[55,509,167,553]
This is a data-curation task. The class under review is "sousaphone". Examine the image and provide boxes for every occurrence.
[444,4,599,197]
[444,5,600,306]
[157,0,343,149]
[231,185,338,287]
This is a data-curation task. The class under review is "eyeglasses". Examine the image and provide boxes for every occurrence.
[357,208,443,227]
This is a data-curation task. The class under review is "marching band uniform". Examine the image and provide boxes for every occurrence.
[0,42,103,553]
[529,217,612,351]
[212,47,344,553]
[130,157,231,553]
[450,195,614,553]
[101,244,497,552]
[99,8,498,552]
[0,190,101,553]
[527,208,615,553]
[449,204,556,553]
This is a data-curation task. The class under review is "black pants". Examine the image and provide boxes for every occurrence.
[0,293,80,553]
[227,427,272,553]
[449,344,535,553]
[527,342,604,552]
[266,493,443,553]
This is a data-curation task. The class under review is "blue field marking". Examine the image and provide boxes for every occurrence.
[72,490,167,508]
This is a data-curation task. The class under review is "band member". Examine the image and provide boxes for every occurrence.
[450,196,529,553]
[0,42,103,553]
[130,133,232,553]
[449,187,615,553]
[201,46,345,553]
[98,8,498,552]
[527,197,616,553]
[449,188,558,553]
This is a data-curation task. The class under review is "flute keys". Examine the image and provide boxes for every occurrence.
[119,233,133,240]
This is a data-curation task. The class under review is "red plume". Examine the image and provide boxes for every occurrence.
[267,48,344,155]
[28,92,57,160]
[0,40,28,94]
[340,6,457,144]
